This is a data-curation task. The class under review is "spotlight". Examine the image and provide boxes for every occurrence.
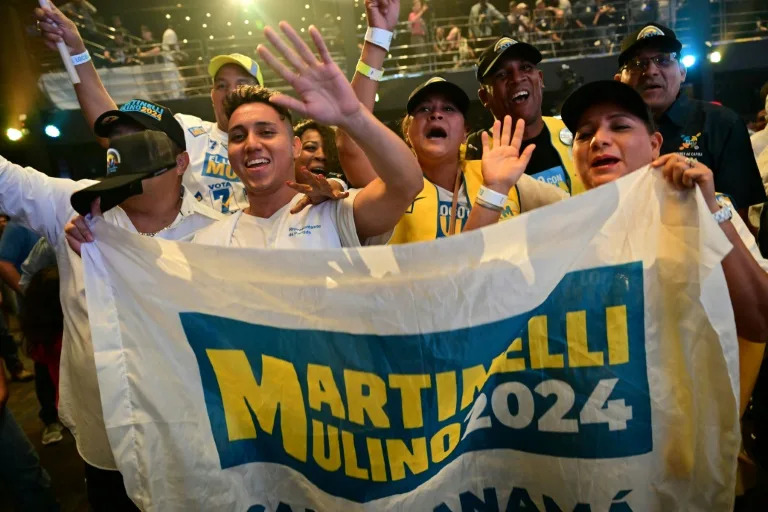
[6,128,23,141]
[708,51,722,63]
[44,125,61,138]
[165,13,171,19]
[185,16,191,21]
[681,54,696,68]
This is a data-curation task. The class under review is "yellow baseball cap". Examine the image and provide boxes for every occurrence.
[208,53,264,86]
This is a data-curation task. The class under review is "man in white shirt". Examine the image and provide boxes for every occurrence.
[0,109,221,510]
[35,3,264,214]
[193,24,423,248]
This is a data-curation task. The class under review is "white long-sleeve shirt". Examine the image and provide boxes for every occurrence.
[0,155,222,469]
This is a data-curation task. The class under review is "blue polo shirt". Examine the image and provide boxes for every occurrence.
[0,221,41,272]
[658,93,767,209]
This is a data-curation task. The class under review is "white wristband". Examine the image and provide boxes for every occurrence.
[71,50,91,66]
[477,185,508,208]
[365,27,393,51]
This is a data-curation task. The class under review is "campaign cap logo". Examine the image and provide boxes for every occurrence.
[637,25,665,40]
[120,99,165,122]
[494,37,518,53]
[106,148,121,175]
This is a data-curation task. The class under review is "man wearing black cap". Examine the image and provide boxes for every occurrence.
[615,22,766,216]
[35,4,267,214]
[468,35,584,196]
[0,107,221,509]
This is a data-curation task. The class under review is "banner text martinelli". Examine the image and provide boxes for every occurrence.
[182,262,650,504]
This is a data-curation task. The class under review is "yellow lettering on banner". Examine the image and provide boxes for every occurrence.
[435,371,457,421]
[607,305,629,365]
[206,350,307,462]
[225,166,237,180]
[365,437,388,482]
[386,437,429,481]
[529,315,564,369]
[566,311,604,367]
[307,364,346,419]
[206,159,226,177]
[389,374,431,429]
[488,337,526,374]
[344,370,390,428]
[311,420,341,472]
[460,365,490,410]
[430,423,461,463]
[341,430,369,480]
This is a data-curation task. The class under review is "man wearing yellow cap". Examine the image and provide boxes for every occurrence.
[35,4,263,214]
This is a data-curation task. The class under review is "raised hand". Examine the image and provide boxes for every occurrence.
[287,167,349,214]
[481,116,536,193]
[34,1,86,54]
[257,23,361,127]
[366,0,401,31]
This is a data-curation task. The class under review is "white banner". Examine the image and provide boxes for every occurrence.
[82,167,741,512]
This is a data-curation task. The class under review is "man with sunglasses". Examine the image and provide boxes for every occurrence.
[615,23,765,217]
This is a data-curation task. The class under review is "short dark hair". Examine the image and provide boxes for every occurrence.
[224,85,293,131]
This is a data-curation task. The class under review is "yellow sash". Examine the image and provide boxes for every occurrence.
[542,116,585,196]
[389,160,522,244]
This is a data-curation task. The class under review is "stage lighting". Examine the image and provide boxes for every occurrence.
[708,51,722,63]
[681,54,696,68]
[44,125,61,138]
[6,128,23,141]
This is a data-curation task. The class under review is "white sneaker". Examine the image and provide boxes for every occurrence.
[42,421,64,445]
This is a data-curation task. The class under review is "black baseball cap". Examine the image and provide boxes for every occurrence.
[70,130,179,215]
[406,77,470,115]
[476,35,542,82]
[618,23,682,67]
[94,99,186,150]
[560,80,654,135]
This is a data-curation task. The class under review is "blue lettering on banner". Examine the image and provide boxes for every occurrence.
[531,166,570,194]
[181,262,650,503]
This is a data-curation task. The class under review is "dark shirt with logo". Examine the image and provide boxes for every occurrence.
[466,122,571,192]
[657,93,766,209]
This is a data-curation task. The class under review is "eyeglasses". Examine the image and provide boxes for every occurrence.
[622,53,678,73]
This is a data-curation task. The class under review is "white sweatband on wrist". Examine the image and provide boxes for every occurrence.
[328,177,348,192]
[476,197,504,212]
[356,60,384,81]
[477,185,508,208]
[71,50,91,66]
[365,27,393,51]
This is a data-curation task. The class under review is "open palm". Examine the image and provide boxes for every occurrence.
[481,116,535,190]
[258,23,360,126]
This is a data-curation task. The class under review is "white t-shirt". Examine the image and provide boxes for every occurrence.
[0,155,222,470]
[174,113,249,215]
[193,189,388,249]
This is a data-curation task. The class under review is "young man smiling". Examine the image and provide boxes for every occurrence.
[615,23,766,216]
[192,23,422,248]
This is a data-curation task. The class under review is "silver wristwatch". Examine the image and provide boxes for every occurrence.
[712,202,733,224]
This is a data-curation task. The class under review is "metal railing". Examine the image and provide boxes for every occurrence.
[32,0,768,106]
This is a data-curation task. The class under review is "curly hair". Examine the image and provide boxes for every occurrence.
[293,120,343,177]
[224,85,293,131]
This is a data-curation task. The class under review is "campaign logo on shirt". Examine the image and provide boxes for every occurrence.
[188,126,207,137]
[678,132,701,151]
[202,153,240,182]
[531,166,570,194]
[437,199,471,237]
[288,224,321,237]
